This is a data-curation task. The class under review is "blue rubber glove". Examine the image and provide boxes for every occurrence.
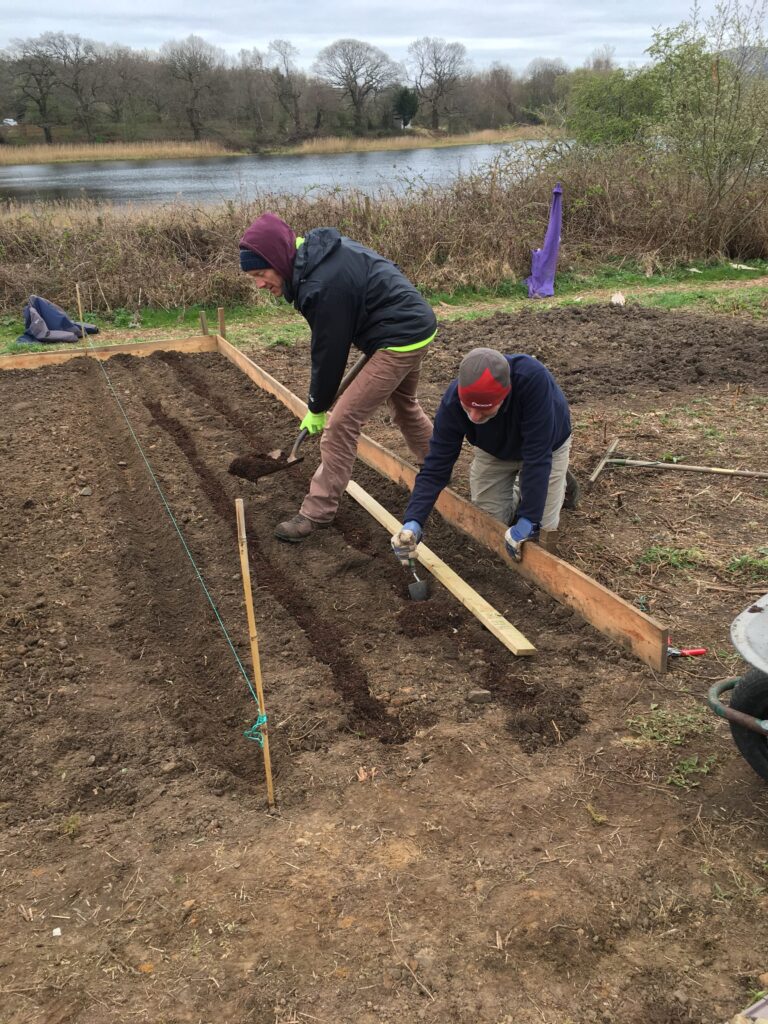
[300,410,327,435]
[504,517,536,562]
[391,520,423,565]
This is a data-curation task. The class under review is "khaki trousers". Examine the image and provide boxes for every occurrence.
[301,347,433,523]
[468,435,572,529]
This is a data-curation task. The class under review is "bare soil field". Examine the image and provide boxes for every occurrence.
[1,305,767,1024]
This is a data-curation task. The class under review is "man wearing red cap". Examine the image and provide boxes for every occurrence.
[391,347,572,563]
[239,212,437,542]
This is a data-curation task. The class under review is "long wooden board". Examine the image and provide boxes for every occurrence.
[346,480,535,657]
[218,338,668,673]
[0,335,218,371]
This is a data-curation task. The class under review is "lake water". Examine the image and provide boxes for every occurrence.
[0,141,528,205]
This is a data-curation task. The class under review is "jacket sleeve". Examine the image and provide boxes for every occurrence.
[516,371,559,526]
[403,397,466,526]
[299,284,357,412]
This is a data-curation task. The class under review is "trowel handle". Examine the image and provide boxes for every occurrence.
[288,428,309,462]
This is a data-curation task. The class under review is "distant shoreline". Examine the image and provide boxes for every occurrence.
[0,127,554,167]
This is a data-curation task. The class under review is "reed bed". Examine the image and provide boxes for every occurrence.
[1,144,765,315]
[0,140,238,166]
[276,126,553,156]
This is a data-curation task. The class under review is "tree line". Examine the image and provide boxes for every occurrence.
[0,31,618,147]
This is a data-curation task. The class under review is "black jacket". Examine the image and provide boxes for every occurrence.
[286,228,437,412]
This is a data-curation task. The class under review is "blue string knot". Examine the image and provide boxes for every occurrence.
[244,713,267,747]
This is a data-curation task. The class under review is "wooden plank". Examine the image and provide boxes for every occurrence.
[354,443,668,674]
[0,335,219,371]
[346,480,535,657]
[218,336,307,417]
[217,342,669,673]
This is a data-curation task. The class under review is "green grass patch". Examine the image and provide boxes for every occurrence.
[556,258,767,292]
[639,545,705,569]
[666,754,717,789]
[628,704,713,746]
[640,285,768,318]
[727,548,768,579]
[3,254,765,357]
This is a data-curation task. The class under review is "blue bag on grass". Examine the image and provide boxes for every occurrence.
[15,295,99,345]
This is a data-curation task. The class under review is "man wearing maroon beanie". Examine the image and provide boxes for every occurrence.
[391,347,574,564]
[239,212,437,542]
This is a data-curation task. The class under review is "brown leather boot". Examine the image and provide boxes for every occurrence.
[274,513,328,543]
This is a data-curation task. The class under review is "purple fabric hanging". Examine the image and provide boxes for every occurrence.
[526,183,563,298]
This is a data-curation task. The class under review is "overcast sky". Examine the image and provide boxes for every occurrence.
[2,0,723,71]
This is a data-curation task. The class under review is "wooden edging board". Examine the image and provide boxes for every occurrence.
[218,337,669,673]
[346,480,535,657]
[0,335,218,371]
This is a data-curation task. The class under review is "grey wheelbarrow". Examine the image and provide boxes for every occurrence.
[707,592,768,781]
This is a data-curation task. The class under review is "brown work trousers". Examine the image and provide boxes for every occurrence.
[300,346,433,523]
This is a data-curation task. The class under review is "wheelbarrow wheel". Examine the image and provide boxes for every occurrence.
[729,667,768,781]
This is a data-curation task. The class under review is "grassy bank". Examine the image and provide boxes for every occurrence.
[270,126,554,156]
[0,140,242,166]
[1,262,765,357]
[1,144,766,316]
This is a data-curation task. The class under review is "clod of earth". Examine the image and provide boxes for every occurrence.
[228,452,303,482]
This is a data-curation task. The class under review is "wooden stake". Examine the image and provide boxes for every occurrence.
[199,310,209,335]
[235,498,275,809]
[75,283,89,356]
[217,307,226,339]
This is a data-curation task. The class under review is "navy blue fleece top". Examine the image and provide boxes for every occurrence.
[403,354,571,528]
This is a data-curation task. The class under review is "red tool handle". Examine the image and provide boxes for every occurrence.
[667,645,708,658]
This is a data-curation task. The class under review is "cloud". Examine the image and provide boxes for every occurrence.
[2,0,723,69]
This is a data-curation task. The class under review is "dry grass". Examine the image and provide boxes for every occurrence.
[276,126,554,156]
[0,140,239,166]
[0,143,766,314]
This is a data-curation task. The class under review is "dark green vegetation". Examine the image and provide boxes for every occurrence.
[0,3,765,153]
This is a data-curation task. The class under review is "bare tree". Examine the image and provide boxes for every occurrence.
[313,38,401,134]
[161,35,227,139]
[46,33,101,142]
[268,39,304,136]
[97,45,147,127]
[235,48,269,142]
[407,36,468,130]
[524,57,569,111]
[140,54,172,123]
[584,45,617,73]
[6,34,61,143]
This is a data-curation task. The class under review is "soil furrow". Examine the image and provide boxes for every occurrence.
[143,396,407,743]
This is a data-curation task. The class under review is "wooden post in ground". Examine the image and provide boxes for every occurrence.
[199,311,210,335]
[217,307,226,339]
[235,498,275,810]
[75,283,89,356]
